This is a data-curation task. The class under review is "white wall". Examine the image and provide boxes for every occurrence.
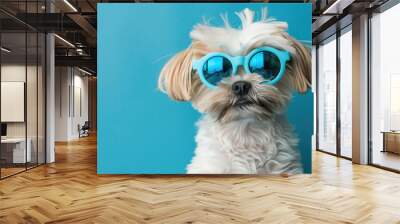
[55,66,70,141]
[71,73,89,138]
[55,67,89,141]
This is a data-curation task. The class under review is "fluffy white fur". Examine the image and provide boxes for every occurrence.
[187,114,302,174]
[158,8,311,174]
[190,8,295,57]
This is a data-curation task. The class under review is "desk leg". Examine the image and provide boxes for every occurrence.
[382,133,386,153]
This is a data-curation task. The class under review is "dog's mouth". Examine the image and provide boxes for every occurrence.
[233,97,255,108]
[216,96,275,122]
[234,100,253,108]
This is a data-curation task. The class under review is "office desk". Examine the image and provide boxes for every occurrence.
[1,138,32,163]
[382,131,400,155]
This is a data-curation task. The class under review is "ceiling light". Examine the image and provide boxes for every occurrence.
[76,48,85,55]
[54,34,75,48]
[1,47,11,53]
[78,67,93,76]
[322,0,342,15]
[63,0,78,12]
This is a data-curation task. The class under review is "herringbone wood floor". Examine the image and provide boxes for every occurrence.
[1,135,400,224]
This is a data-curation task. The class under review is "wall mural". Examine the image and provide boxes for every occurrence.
[98,3,313,174]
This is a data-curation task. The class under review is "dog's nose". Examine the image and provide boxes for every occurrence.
[232,81,251,96]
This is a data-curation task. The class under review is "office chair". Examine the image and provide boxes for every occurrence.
[79,121,90,138]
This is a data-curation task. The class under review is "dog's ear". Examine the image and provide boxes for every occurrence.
[158,47,194,101]
[286,36,311,94]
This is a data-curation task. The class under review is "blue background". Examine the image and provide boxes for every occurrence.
[98,3,313,174]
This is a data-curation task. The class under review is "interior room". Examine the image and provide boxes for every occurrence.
[370,3,400,171]
[0,0,400,223]
[1,24,46,178]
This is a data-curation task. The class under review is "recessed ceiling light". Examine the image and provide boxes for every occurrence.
[54,34,75,48]
[63,0,78,12]
[78,67,93,76]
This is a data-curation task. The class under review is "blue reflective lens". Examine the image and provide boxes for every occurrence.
[202,56,232,85]
[248,51,281,81]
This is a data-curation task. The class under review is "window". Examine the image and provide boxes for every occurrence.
[317,35,337,154]
[339,27,352,158]
[371,3,400,171]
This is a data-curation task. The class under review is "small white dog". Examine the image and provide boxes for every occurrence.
[158,8,311,174]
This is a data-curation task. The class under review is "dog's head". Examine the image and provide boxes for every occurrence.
[158,8,311,123]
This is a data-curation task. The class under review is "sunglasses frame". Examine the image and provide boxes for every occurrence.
[192,46,291,89]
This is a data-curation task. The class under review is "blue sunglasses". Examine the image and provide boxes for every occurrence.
[192,47,291,89]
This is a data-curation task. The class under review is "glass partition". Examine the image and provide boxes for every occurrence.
[339,27,352,158]
[317,35,337,154]
[1,31,28,177]
[371,4,400,171]
[0,1,46,179]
